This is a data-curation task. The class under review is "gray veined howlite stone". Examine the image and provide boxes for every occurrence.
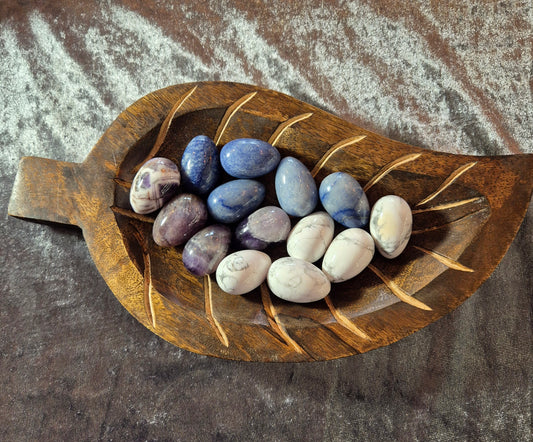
[370,195,412,259]
[220,138,280,178]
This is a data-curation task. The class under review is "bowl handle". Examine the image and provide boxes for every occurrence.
[8,156,86,227]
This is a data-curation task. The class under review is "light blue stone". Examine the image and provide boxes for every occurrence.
[207,179,265,223]
[319,172,369,228]
[181,135,221,195]
[220,138,280,178]
[275,157,318,217]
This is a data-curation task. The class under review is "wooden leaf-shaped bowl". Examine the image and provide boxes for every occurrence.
[8,82,533,362]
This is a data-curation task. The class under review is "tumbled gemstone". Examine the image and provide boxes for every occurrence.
[235,206,291,250]
[216,250,271,295]
[322,228,375,282]
[220,138,280,178]
[182,225,231,276]
[286,212,335,262]
[207,179,265,224]
[370,195,412,259]
[275,157,318,217]
[267,257,331,303]
[180,135,221,195]
[319,172,369,228]
[130,157,180,214]
[152,193,207,247]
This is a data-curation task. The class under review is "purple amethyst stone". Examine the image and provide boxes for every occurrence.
[130,157,181,214]
[235,206,291,250]
[152,193,207,247]
[182,225,232,276]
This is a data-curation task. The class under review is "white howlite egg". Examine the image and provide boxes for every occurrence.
[215,250,271,295]
[267,257,331,303]
[322,228,375,282]
[286,212,335,262]
[370,195,412,259]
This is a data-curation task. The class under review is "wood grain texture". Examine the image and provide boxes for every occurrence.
[9,81,533,362]
[1,1,531,440]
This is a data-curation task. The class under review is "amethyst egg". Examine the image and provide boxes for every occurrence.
[130,157,181,214]
[182,225,232,277]
[235,206,291,250]
[152,193,207,247]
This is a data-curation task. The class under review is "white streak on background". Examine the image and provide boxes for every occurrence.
[199,8,331,110]
[27,13,114,162]
[284,3,506,154]
[416,1,533,153]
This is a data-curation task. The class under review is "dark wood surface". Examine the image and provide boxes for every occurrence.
[1,1,531,440]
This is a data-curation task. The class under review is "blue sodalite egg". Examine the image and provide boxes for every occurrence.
[275,157,318,217]
[130,157,180,214]
[220,138,280,178]
[207,179,265,223]
[180,135,221,195]
[182,225,232,276]
[319,172,369,228]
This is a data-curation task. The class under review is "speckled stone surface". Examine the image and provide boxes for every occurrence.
[220,138,280,178]
[319,172,369,228]
[1,1,531,441]
[207,179,265,224]
[275,156,318,217]
[180,135,221,195]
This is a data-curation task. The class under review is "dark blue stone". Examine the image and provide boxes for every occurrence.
[319,172,369,228]
[182,225,232,276]
[207,179,265,223]
[220,138,280,178]
[275,157,318,217]
[180,135,221,195]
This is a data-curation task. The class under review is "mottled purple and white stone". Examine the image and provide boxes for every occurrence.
[182,225,232,277]
[130,157,181,214]
[152,193,207,247]
[235,206,291,250]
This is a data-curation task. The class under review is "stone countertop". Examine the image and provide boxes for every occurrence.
[1,1,531,440]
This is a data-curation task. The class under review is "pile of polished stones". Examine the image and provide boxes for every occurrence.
[129,136,412,303]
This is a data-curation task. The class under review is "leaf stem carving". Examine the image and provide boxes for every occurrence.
[110,206,155,224]
[260,284,310,357]
[204,275,229,347]
[412,245,474,272]
[214,91,257,146]
[134,85,198,172]
[311,135,366,178]
[411,197,482,214]
[416,162,477,206]
[368,264,432,311]
[324,295,370,340]
[131,225,157,328]
[113,178,132,189]
[268,113,313,146]
[363,153,423,192]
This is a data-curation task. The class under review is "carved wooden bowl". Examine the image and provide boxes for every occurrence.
[8,82,533,362]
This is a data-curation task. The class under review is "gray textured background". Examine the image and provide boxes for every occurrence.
[1,1,531,440]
